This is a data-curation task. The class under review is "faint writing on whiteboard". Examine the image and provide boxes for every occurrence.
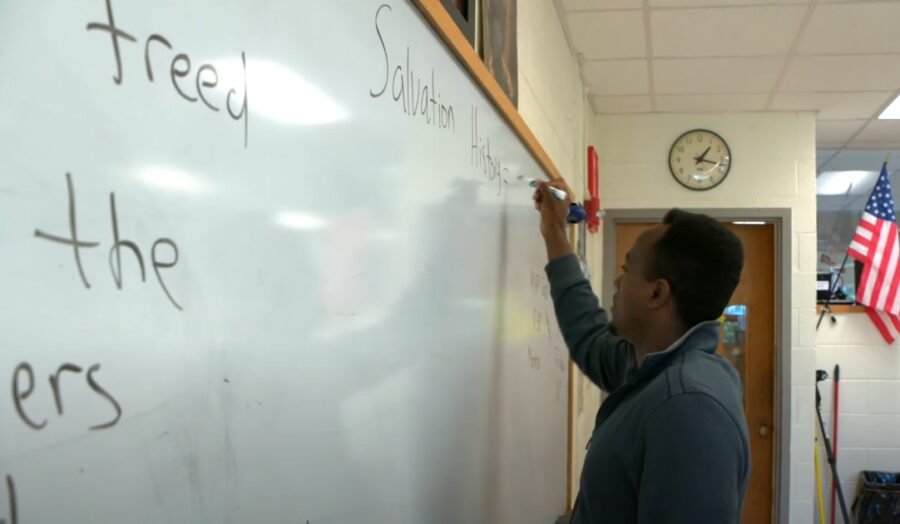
[527,269,567,402]
[532,309,544,334]
[527,346,540,370]
[554,346,565,372]
[529,269,550,301]
[33,173,183,311]
[471,105,511,195]
[370,4,456,132]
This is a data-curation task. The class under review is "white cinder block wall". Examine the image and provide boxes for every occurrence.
[516,1,600,509]
[594,112,818,522]
[814,314,900,523]
[518,0,585,193]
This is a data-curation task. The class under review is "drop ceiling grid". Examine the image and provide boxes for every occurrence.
[561,0,900,149]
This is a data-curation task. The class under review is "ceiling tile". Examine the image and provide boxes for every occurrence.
[652,6,806,57]
[770,92,894,119]
[583,60,649,95]
[651,0,808,6]
[798,3,900,54]
[656,94,768,111]
[591,95,653,113]
[780,55,900,92]
[847,141,900,149]
[816,149,840,169]
[854,120,900,143]
[562,0,642,10]
[566,11,647,59]
[653,57,783,94]
[816,120,867,143]
[818,148,900,173]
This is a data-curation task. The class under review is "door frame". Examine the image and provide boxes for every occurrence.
[601,208,792,524]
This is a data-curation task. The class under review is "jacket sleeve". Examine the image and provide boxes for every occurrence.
[545,254,635,392]
[637,393,749,524]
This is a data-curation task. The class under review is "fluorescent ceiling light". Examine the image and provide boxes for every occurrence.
[817,170,879,196]
[732,221,765,225]
[879,94,900,119]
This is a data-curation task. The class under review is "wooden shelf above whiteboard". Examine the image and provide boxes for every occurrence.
[817,304,866,314]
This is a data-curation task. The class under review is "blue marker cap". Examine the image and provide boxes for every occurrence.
[567,204,587,224]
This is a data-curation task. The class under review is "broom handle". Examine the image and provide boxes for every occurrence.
[830,364,841,524]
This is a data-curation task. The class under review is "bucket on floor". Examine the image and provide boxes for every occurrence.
[852,471,900,524]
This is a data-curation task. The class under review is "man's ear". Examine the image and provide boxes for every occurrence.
[649,279,673,310]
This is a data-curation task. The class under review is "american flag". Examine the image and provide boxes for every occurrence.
[847,162,900,343]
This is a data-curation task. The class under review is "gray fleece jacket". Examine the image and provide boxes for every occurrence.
[547,254,750,524]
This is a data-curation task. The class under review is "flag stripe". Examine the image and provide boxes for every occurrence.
[858,227,874,240]
[891,253,900,314]
[889,312,900,334]
[876,226,898,310]
[885,224,900,314]
[849,242,868,260]
[849,213,880,261]
[859,260,873,306]
[887,268,900,315]
[860,220,892,305]
[866,307,895,344]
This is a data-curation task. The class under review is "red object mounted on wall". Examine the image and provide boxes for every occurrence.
[585,146,601,233]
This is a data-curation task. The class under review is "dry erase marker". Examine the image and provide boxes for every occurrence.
[518,176,567,200]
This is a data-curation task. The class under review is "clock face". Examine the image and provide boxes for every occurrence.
[668,129,731,191]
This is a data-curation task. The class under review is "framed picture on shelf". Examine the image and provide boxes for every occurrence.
[440,0,477,45]
[482,0,518,105]
[816,259,864,304]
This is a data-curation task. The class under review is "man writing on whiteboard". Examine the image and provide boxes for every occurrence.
[533,180,749,524]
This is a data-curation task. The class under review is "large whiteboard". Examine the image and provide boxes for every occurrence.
[0,1,568,522]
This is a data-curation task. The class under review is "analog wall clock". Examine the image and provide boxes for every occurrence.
[668,129,732,191]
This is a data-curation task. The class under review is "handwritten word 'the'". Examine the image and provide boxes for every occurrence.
[86,0,249,147]
[34,173,183,311]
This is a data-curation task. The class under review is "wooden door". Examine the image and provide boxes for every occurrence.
[614,222,776,523]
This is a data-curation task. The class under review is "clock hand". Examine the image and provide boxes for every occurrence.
[698,158,729,167]
[694,146,711,164]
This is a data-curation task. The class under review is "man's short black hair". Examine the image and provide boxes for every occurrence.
[646,209,745,329]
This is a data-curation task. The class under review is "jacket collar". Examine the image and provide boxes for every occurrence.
[640,320,720,369]
[594,320,722,431]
